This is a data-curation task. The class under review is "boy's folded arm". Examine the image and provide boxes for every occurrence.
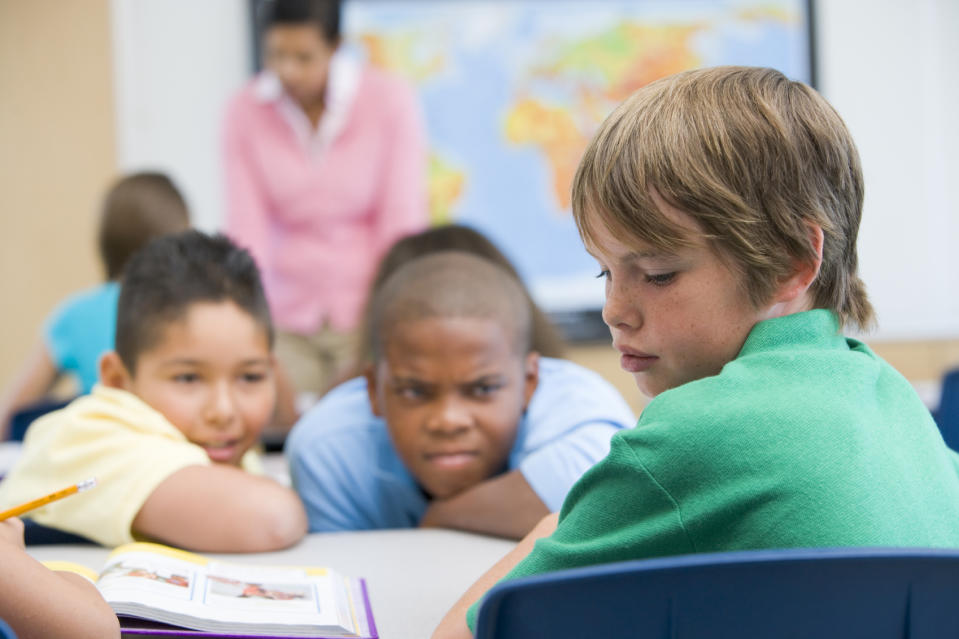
[133,465,308,552]
[419,469,550,540]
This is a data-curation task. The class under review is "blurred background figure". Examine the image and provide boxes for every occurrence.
[0,172,190,440]
[222,0,429,416]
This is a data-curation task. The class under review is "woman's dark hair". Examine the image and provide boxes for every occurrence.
[260,0,341,44]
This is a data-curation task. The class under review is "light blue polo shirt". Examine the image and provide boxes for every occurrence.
[286,357,636,531]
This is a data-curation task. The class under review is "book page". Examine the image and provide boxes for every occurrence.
[95,543,369,637]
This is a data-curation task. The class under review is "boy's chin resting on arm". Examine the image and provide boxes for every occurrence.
[418,469,550,540]
[133,465,308,552]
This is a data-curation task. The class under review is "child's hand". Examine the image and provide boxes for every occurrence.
[0,517,26,549]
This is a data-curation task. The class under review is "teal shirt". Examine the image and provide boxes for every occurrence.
[44,282,120,394]
[467,310,959,629]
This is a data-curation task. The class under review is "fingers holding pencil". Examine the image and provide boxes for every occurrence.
[0,517,25,549]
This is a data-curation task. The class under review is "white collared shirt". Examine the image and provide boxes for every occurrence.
[253,48,362,159]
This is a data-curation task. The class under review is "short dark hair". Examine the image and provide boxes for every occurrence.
[260,0,341,44]
[116,230,274,374]
[98,172,190,280]
[358,225,565,367]
[370,252,532,361]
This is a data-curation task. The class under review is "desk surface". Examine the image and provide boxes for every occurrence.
[27,528,514,639]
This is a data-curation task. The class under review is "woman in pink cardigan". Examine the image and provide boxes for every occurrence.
[222,0,428,412]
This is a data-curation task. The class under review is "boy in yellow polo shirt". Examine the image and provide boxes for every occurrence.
[0,231,307,551]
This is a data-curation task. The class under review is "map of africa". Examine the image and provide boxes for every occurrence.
[344,0,812,312]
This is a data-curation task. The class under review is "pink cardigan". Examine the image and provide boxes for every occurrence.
[222,64,428,334]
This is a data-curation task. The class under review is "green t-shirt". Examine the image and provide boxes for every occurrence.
[468,310,959,630]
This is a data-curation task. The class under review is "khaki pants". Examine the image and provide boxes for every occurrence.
[274,323,358,401]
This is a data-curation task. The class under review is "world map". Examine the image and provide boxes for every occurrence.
[343,0,812,312]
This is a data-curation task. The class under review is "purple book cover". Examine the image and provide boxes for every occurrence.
[120,578,378,639]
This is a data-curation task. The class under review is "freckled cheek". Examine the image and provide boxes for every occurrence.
[659,295,713,337]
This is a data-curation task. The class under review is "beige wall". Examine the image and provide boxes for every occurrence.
[0,1,116,389]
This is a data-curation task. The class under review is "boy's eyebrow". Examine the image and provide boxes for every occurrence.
[465,374,507,385]
[626,249,675,260]
[237,358,272,367]
[457,374,509,392]
[158,357,271,367]
[584,244,676,261]
[389,376,432,387]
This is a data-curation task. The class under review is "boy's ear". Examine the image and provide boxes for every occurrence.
[98,351,133,390]
[775,222,824,306]
[365,363,384,417]
[522,351,540,410]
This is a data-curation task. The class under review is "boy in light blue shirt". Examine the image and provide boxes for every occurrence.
[286,252,635,539]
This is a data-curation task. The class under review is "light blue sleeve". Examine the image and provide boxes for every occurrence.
[516,358,637,511]
[285,378,427,531]
[287,432,372,531]
[285,380,382,532]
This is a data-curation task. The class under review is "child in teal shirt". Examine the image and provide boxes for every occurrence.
[434,65,959,637]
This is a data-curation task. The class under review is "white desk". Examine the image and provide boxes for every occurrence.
[27,529,514,639]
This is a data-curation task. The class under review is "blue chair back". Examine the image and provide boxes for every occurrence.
[22,518,96,545]
[935,368,959,451]
[475,547,959,639]
[5,398,72,442]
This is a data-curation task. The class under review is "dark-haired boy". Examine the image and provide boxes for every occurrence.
[287,252,636,540]
[0,231,307,551]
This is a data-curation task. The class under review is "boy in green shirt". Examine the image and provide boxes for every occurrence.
[434,65,959,638]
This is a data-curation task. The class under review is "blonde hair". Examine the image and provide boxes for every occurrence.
[572,66,873,330]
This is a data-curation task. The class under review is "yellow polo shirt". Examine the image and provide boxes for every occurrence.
[0,385,261,547]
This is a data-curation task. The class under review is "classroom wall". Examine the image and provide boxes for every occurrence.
[110,0,250,232]
[0,0,116,393]
[107,0,959,342]
[1,1,958,413]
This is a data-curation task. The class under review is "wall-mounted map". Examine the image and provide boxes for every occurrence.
[344,0,814,323]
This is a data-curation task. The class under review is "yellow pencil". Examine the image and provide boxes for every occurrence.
[0,478,97,521]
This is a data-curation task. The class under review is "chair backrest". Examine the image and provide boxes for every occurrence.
[0,618,16,639]
[935,368,959,451]
[22,519,96,546]
[475,547,959,639]
[5,398,72,442]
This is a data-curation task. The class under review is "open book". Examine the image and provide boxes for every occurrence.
[46,542,377,638]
